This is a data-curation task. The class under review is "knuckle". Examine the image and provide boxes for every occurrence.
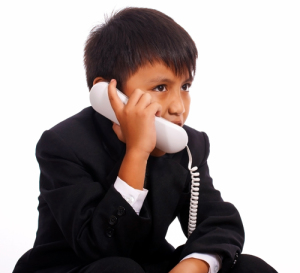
[150,102,160,110]
[144,93,151,100]
[133,88,142,95]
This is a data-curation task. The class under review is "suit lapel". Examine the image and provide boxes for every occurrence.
[145,154,189,234]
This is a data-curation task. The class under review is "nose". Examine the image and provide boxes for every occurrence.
[168,92,185,116]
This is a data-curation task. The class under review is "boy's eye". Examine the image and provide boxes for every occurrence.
[181,83,190,91]
[153,85,166,92]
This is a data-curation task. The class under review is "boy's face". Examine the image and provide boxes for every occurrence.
[122,62,192,127]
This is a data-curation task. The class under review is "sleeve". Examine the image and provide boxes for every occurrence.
[181,253,221,273]
[177,132,245,272]
[36,130,151,262]
[114,176,148,215]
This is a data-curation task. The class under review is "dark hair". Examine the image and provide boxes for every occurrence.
[84,7,198,90]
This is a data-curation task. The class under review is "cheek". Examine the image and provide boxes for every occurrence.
[148,93,168,112]
[183,94,191,121]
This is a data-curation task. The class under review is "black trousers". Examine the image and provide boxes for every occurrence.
[71,253,278,273]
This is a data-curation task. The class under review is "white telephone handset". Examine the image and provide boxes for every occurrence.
[90,82,188,154]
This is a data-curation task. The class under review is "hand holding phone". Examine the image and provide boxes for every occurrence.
[108,79,161,156]
[90,81,188,154]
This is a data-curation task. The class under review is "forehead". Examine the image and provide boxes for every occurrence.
[126,61,193,86]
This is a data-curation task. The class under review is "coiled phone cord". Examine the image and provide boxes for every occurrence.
[186,145,200,237]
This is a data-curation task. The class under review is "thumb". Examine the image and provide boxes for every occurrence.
[108,79,124,116]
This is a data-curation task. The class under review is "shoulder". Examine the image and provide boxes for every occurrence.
[183,125,210,165]
[36,107,103,158]
[48,106,96,139]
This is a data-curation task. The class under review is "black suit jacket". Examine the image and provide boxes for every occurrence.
[13,107,244,273]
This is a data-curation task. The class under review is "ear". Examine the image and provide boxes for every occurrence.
[93,77,107,86]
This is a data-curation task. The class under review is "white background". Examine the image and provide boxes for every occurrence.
[1,1,299,272]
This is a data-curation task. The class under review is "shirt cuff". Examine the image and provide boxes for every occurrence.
[114,176,148,215]
[181,253,221,273]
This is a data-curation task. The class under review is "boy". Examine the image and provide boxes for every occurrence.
[13,7,277,273]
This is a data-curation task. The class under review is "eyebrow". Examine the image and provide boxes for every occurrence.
[146,75,194,84]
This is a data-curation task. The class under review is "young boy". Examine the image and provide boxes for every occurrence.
[13,7,277,273]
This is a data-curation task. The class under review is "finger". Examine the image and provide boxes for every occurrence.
[126,88,146,108]
[108,79,124,116]
[134,92,152,110]
[146,102,162,117]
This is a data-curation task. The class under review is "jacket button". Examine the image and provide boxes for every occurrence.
[117,206,126,216]
[125,195,135,205]
[106,227,114,237]
[109,215,118,226]
[235,252,239,258]
[231,259,237,268]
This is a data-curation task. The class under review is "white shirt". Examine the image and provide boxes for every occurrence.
[114,177,221,273]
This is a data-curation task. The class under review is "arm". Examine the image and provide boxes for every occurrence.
[177,132,245,272]
[36,129,151,262]
[108,79,162,190]
[37,80,161,262]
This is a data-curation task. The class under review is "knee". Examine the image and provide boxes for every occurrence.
[232,254,277,273]
[81,257,145,273]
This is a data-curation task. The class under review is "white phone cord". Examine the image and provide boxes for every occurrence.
[186,145,200,237]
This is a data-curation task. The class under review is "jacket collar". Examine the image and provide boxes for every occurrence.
[93,110,126,161]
